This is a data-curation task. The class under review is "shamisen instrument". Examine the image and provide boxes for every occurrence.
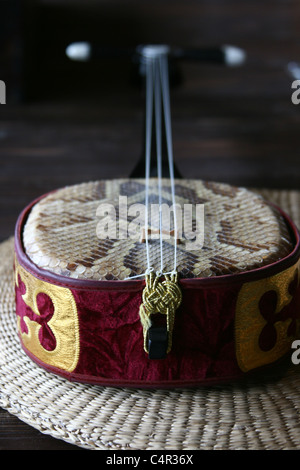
[14,45,300,387]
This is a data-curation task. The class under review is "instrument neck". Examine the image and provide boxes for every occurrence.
[130,44,182,179]
[130,115,182,178]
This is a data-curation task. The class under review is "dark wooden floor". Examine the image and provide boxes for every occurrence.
[0,0,300,450]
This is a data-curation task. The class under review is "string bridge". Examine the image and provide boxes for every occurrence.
[140,227,181,244]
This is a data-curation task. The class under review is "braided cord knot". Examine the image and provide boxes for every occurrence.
[139,271,182,354]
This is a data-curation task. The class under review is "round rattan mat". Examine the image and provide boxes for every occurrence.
[1,189,300,450]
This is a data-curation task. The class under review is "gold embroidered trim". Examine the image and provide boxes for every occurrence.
[15,256,80,372]
[235,259,300,372]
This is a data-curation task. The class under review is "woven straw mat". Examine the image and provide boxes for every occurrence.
[1,188,300,450]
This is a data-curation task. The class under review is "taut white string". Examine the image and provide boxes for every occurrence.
[154,57,164,274]
[159,54,178,274]
[144,57,154,273]
[125,47,177,280]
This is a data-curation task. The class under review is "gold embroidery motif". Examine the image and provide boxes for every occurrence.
[15,257,80,372]
[235,260,300,372]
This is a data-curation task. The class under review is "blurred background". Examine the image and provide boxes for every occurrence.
[0,0,300,449]
[0,0,299,244]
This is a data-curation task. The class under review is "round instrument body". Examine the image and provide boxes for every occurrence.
[14,179,300,387]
